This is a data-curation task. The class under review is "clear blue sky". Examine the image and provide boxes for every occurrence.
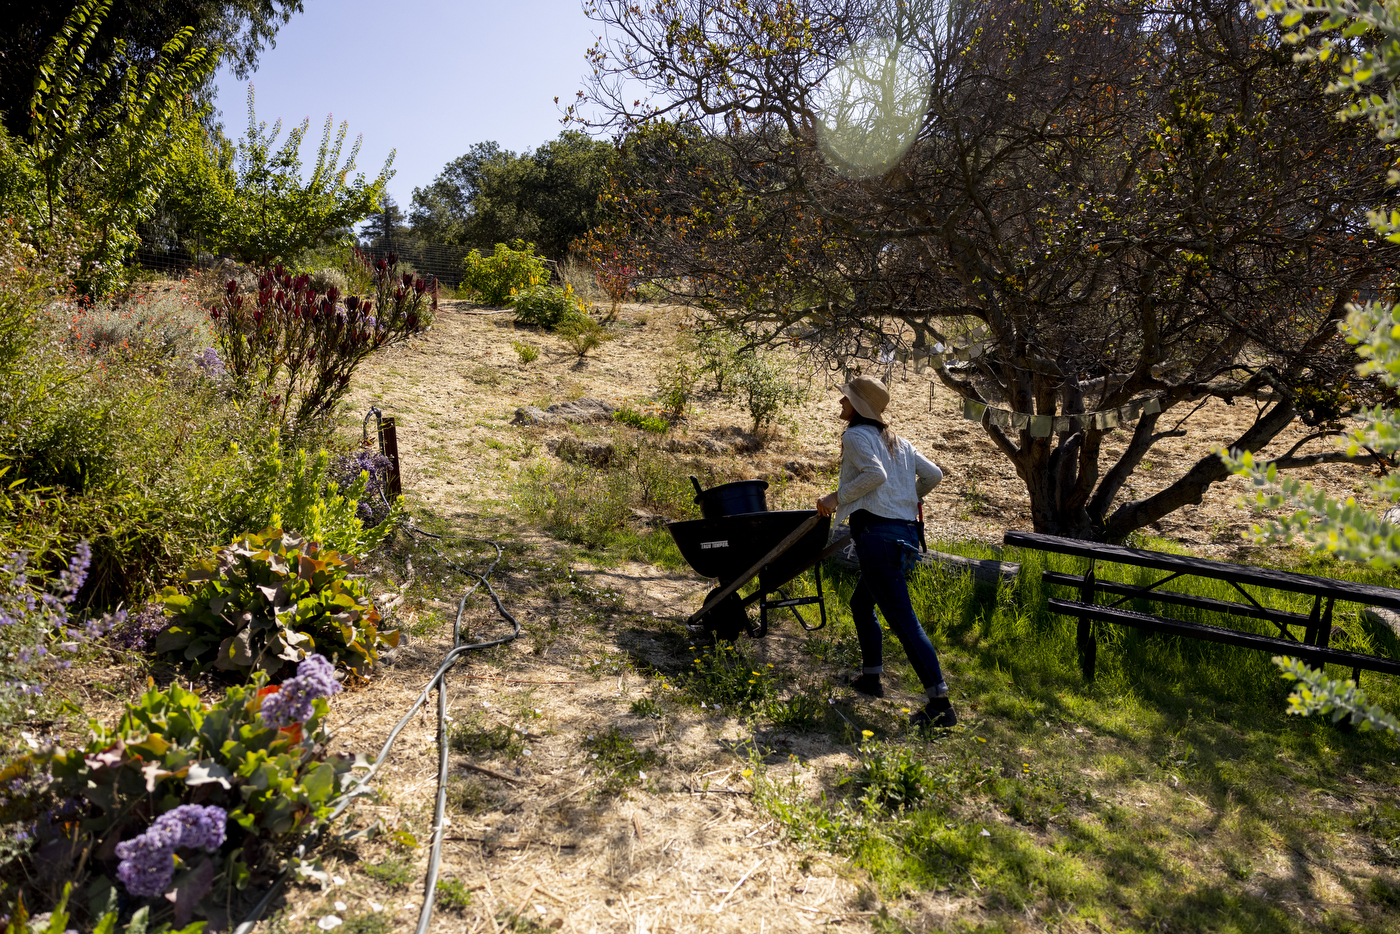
[211,0,606,212]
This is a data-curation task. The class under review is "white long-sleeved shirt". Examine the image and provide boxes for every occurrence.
[833,424,943,527]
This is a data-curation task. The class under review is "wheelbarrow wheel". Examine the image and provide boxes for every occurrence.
[699,586,748,642]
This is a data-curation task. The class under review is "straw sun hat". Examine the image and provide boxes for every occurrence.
[839,374,890,421]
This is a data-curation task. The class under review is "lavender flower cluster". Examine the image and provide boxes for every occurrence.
[192,347,226,380]
[106,602,169,653]
[1,541,124,701]
[115,804,227,897]
[330,449,394,526]
[260,653,342,728]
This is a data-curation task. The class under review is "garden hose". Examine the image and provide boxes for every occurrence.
[232,522,520,934]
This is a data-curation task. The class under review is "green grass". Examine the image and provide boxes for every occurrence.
[361,857,414,888]
[747,543,1400,932]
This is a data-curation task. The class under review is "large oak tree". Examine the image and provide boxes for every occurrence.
[576,0,1400,540]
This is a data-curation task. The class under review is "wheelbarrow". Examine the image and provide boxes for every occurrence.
[667,478,848,641]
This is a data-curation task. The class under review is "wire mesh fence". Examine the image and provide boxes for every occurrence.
[128,237,478,290]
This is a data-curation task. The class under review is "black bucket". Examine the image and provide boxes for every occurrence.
[691,477,769,519]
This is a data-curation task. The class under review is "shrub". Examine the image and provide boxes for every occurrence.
[693,329,738,393]
[558,314,611,358]
[309,267,349,295]
[680,642,777,714]
[11,660,354,927]
[156,528,399,677]
[513,283,586,329]
[656,352,695,419]
[461,241,548,306]
[327,448,398,531]
[614,406,669,433]
[59,288,212,365]
[731,349,806,434]
[0,539,122,725]
[231,436,403,558]
[511,340,540,363]
[212,258,435,435]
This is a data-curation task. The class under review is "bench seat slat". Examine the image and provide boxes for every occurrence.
[1046,598,1400,677]
[1041,571,1313,628]
[1009,531,1400,611]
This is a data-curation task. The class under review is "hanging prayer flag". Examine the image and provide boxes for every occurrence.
[1030,415,1053,437]
[1053,416,1073,433]
[1143,397,1162,415]
[1011,412,1030,430]
[962,399,987,421]
[989,408,1012,429]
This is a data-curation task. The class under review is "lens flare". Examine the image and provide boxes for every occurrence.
[816,35,931,179]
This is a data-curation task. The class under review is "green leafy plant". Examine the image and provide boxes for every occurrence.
[230,435,404,558]
[656,351,695,419]
[361,857,414,888]
[841,735,934,812]
[167,84,393,266]
[157,528,398,677]
[8,672,354,929]
[680,642,778,714]
[213,259,435,435]
[461,241,547,306]
[557,314,611,358]
[614,406,669,433]
[511,340,539,363]
[693,328,738,393]
[581,727,663,793]
[2,2,215,295]
[435,878,473,911]
[730,349,805,434]
[513,283,586,330]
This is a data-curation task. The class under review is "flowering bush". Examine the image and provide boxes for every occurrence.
[232,434,403,558]
[461,241,548,305]
[328,448,396,528]
[157,528,398,677]
[3,660,355,927]
[0,539,123,720]
[212,257,435,435]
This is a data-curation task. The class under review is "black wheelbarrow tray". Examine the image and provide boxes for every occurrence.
[667,511,847,639]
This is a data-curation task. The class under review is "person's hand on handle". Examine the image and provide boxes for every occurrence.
[816,492,839,517]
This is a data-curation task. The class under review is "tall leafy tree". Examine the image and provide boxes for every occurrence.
[0,0,302,138]
[409,132,614,259]
[167,83,394,265]
[408,141,502,244]
[578,0,1399,541]
[0,0,216,294]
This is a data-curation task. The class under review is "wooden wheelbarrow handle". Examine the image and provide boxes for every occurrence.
[687,515,821,627]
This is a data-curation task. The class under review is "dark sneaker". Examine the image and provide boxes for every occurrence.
[911,696,957,729]
[844,672,885,698]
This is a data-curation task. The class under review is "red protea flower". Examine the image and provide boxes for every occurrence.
[388,251,399,266]
[225,279,238,294]
[346,295,360,312]
[362,300,374,316]
[326,285,340,302]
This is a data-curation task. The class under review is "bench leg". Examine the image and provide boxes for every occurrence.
[1077,566,1098,681]
[1077,615,1097,681]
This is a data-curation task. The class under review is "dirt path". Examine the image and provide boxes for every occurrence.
[256,299,1374,933]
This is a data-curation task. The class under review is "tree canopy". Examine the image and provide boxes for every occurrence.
[578,0,1400,541]
[409,132,614,259]
[0,0,302,138]
[166,83,393,266]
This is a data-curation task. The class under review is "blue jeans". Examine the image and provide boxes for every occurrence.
[850,521,948,697]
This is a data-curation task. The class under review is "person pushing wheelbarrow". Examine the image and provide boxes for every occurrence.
[815,375,957,729]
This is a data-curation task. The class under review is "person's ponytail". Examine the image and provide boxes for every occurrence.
[846,413,899,455]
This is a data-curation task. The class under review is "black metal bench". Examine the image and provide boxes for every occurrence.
[1003,531,1400,683]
